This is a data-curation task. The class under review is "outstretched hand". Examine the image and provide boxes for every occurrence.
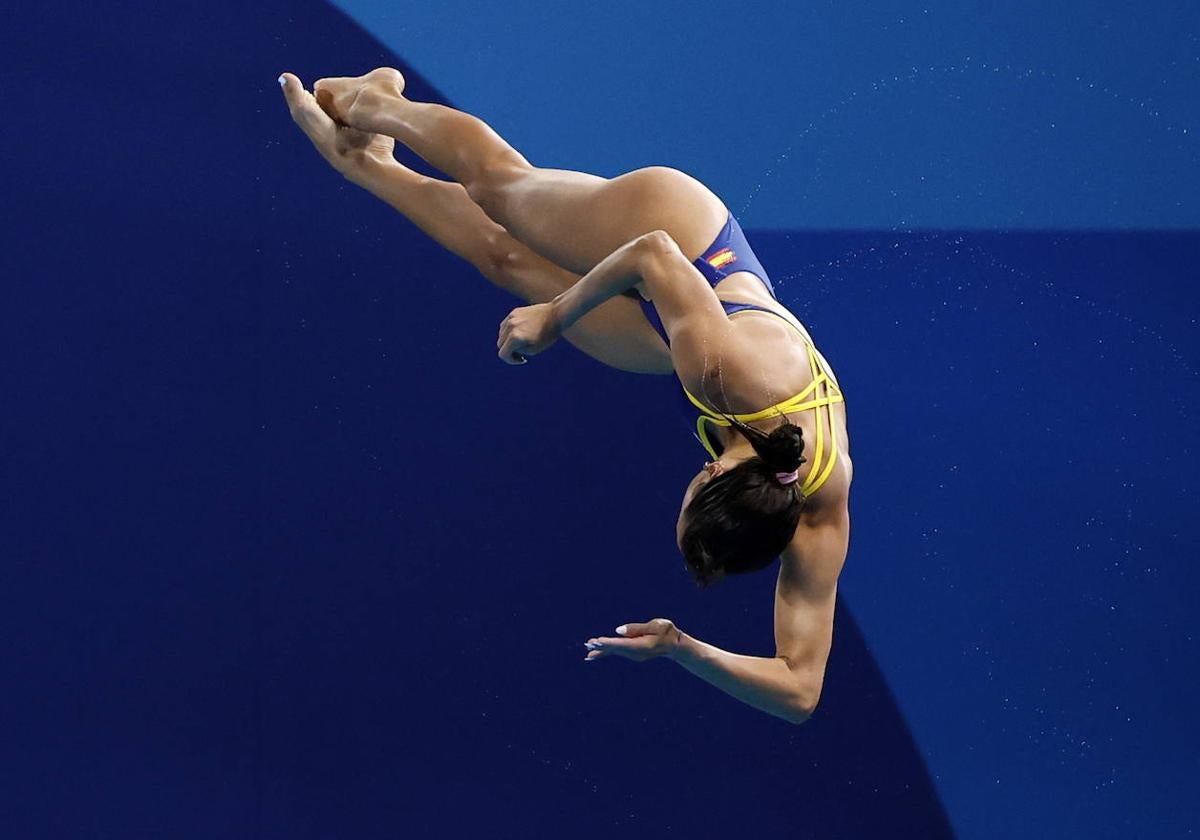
[278,72,395,177]
[585,618,682,662]
[496,302,563,365]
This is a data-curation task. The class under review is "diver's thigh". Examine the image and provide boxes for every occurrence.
[492,165,731,276]
[487,228,673,374]
[564,295,675,375]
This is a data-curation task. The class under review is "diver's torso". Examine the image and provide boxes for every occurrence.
[694,271,853,514]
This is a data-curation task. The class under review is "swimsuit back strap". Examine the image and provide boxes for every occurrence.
[684,338,845,497]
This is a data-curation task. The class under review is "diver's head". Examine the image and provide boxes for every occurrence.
[676,419,806,587]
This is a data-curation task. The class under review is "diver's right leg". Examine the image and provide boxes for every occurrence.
[281,70,670,373]
[348,157,674,375]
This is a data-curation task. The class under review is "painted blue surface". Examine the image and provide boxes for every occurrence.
[1,2,1197,838]
[331,0,1200,230]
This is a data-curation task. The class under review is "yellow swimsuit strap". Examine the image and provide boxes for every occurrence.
[683,309,845,498]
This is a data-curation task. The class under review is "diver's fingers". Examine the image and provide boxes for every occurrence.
[278,73,336,144]
[497,335,529,365]
[613,621,662,637]
[587,636,650,660]
[584,639,610,661]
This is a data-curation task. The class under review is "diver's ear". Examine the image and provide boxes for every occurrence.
[704,461,726,478]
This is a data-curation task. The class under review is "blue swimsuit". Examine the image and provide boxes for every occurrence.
[636,213,778,342]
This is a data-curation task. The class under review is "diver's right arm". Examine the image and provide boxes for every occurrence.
[551,231,731,346]
[497,231,738,373]
[495,234,653,363]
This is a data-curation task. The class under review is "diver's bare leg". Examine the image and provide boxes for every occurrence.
[347,157,673,374]
[314,68,730,275]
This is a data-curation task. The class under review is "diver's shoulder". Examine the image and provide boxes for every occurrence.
[799,451,853,525]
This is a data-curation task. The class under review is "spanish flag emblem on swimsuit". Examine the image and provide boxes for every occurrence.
[706,247,737,270]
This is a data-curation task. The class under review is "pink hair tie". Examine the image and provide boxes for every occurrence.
[775,469,800,485]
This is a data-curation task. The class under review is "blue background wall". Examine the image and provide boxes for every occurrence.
[2,1,1197,838]
[330,0,1200,230]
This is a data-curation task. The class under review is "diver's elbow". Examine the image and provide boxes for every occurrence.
[785,682,822,725]
[638,229,681,258]
[783,703,814,726]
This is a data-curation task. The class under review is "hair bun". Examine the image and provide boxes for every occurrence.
[722,415,807,475]
[758,422,805,472]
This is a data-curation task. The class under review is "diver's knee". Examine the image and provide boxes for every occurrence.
[465,153,528,218]
[475,226,522,288]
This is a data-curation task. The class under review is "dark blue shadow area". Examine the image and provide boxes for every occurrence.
[2,2,1196,839]
[0,2,949,838]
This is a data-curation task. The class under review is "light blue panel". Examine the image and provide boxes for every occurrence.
[328,0,1198,229]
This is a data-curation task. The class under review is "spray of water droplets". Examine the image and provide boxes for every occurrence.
[738,58,1195,221]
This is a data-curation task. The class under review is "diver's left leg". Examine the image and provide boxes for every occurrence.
[313,68,729,276]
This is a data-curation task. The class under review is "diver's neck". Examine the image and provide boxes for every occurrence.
[719,434,758,462]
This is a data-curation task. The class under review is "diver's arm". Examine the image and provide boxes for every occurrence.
[497,231,733,365]
[554,230,749,387]
[585,516,847,723]
[668,631,822,724]
[587,617,821,724]
[673,520,844,723]
[551,231,728,334]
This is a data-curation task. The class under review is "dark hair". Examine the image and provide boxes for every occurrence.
[679,417,806,587]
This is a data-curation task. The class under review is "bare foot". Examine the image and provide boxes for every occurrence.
[279,72,396,177]
[313,67,405,130]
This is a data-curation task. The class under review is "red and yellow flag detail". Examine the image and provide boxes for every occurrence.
[707,247,737,269]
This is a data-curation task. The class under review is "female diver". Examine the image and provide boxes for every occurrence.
[279,68,851,724]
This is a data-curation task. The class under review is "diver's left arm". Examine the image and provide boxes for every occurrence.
[585,516,848,724]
